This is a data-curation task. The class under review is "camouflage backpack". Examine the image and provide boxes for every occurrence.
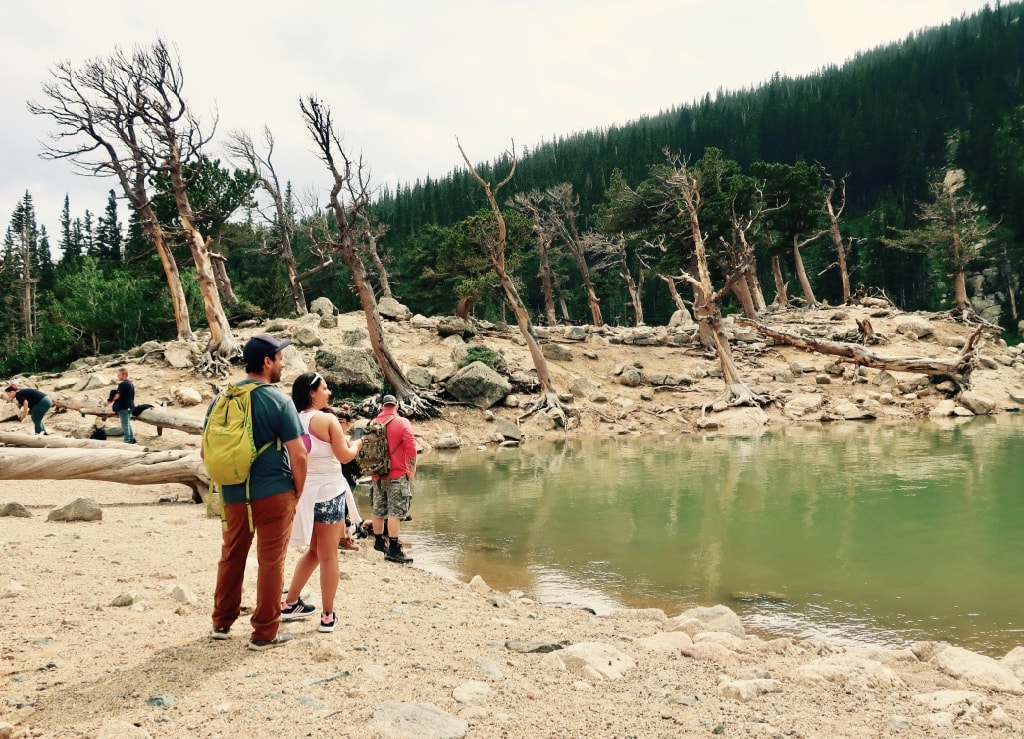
[356,415,395,477]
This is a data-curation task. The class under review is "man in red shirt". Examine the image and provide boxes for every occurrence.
[370,394,417,564]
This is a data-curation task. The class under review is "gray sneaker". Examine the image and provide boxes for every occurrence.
[210,626,231,640]
[247,632,294,651]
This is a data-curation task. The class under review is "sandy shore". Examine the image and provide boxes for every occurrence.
[3,476,1024,738]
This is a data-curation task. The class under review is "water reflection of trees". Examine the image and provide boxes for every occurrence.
[415,415,1024,652]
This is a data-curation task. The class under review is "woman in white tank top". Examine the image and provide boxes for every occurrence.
[281,372,362,633]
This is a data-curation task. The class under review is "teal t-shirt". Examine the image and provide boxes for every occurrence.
[205,380,303,504]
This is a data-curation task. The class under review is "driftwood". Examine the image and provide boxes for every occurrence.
[52,399,204,436]
[0,446,209,502]
[0,432,147,450]
[739,318,984,391]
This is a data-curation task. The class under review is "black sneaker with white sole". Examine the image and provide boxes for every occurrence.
[280,598,316,621]
[318,612,337,633]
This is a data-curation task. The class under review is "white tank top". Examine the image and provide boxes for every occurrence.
[299,409,342,476]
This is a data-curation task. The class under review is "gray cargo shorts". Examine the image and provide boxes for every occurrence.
[370,477,412,520]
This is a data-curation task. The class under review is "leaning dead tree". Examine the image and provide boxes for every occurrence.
[31,40,239,363]
[661,152,768,410]
[739,318,984,392]
[0,447,209,502]
[301,97,437,418]
[457,139,564,421]
[29,43,195,342]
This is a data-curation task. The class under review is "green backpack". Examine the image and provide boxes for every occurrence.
[202,382,277,529]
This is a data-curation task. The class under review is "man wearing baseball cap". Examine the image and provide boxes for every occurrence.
[370,393,417,564]
[208,333,308,650]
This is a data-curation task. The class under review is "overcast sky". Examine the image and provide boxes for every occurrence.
[0,1,996,239]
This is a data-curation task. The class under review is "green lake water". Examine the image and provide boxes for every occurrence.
[389,414,1024,656]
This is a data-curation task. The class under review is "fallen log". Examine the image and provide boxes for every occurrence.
[0,447,209,503]
[0,432,148,450]
[52,399,204,436]
[738,318,984,391]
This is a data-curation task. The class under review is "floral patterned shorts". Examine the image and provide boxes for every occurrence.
[313,493,346,525]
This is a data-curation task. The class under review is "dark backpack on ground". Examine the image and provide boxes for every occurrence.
[357,416,395,477]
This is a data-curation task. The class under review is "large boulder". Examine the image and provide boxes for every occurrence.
[378,296,412,321]
[308,296,338,316]
[445,361,511,409]
[437,316,476,339]
[291,325,322,347]
[315,348,384,396]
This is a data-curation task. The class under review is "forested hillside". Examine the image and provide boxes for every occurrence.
[2,3,1023,376]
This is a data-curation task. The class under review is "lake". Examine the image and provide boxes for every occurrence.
[380,414,1024,656]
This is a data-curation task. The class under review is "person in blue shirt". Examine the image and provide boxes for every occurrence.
[105,368,136,444]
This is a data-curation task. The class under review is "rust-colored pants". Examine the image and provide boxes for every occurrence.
[212,492,296,642]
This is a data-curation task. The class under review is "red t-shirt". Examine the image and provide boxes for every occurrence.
[374,409,417,479]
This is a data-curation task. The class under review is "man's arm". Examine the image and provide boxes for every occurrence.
[283,437,308,498]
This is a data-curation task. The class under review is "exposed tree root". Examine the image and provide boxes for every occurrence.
[192,351,232,378]
[350,393,443,421]
[517,392,567,428]
[701,382,770,416]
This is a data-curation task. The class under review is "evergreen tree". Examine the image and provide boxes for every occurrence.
[94,189,123,264]
[58,194,80,268]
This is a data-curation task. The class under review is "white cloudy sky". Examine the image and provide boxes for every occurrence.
[0,0,995,237]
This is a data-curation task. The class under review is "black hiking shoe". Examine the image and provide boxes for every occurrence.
[385,541,413,564]
[373,536,387,553]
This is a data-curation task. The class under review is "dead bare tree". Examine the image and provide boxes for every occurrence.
[126,41,238,360]
[225,126,327,315]
[820,169,854,304]
[301,97,436,418]
[586,232,646,326]
[541,184,604,327]
[29,44,195,342]
[662,152,768,409]
[457,139,564,420]
[791,229,827,308]
[354,210,394,300]
[510,190,561,326]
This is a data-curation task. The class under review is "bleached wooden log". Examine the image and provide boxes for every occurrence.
[52,399,204,435]
[0,432,142,450]
[0,447,209,503]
